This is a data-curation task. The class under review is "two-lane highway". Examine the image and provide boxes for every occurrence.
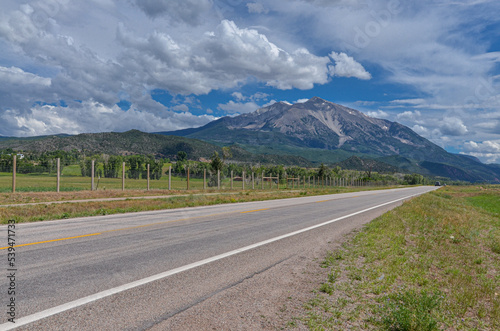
[0,186,437,330]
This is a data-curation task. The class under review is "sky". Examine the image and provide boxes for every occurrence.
[1,0,500,163]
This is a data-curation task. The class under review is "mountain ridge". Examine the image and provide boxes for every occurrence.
[159,97,499,182]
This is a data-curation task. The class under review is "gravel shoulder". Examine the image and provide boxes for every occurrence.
[147,204,400,331]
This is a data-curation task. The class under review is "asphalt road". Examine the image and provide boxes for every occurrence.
[0,186,437,330]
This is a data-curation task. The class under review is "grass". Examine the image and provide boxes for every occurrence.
[300,185,500,330]
[0,171,221,192]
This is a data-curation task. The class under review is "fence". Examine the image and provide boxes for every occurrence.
[1,156,390,193]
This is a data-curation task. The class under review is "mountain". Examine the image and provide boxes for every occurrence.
[161,97,500,182]
[162,97,444,158]
[0,130,312,166]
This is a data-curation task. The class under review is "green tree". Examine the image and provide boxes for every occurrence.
[103,155,122,178]
[210,151,223,172]
[222,146,232,163]
[404,173,424,185]
[317,163,330,178]
[126,155,145,179]
[177,151,187,162]
[150,158,164,180]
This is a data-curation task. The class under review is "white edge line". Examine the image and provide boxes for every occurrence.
[1,191,426,330]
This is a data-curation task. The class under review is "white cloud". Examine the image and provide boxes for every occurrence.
[390,98,427,106]
[232,92,245,101]
[295,98,309,103]
[440,117,468,136]
[412,125,429,135]
[117,19,334,94]
[134,0,212,25]
[463,140,500,163]
[0,66,51,86]
[328,52,371,80]
[464,140,500,153]
[397,110,421,121]
[0,101,216,137]
[247,3,269,14]
[218,100,259,114]
[172,104,190,112]
[366,110,388,118]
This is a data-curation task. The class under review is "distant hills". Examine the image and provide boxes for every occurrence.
[0,130,312,166]
[1,97,499,182]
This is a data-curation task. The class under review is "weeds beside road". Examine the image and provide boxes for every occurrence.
[300,185,499,330]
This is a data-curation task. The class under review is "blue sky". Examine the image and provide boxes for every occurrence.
[1,0,500,163]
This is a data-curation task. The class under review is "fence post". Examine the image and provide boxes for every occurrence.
[217,169,220,189]
[187,167,190,190]
[231,170,233,189]
[91,160,95,191]
[203,169,206,190]
[261,171,264,190]
[12,154,16,193]
[122,162,126,191]
[252,172,254,189]
[277,174,279,190]
[242,171,245,190]
[168,165,171,190]
[57,158,60,193]
[147,164,150,191]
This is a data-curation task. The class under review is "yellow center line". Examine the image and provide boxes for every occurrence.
[0,233,102,250]
[316,200,329,203]
[240,208,269,214]
[101,212,231,233]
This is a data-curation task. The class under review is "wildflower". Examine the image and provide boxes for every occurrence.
[450,235,454,239]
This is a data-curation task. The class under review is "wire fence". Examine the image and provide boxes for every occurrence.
[0,157,394,193]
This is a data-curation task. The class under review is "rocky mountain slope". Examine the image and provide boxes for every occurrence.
[161,97,499,182]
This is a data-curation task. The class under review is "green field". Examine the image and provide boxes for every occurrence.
[0,170,284,193]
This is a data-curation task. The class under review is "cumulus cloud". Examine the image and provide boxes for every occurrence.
[465,140,500,153]
[328,52,371,80]
[367,110,389,118]
[117,20,335,94]
[230,92,269,102]
[412,125,429,135]
[0,101,216,137]
[247,3,269,14]
[463,140,500,163]
[397,110,421,121]
[135,0,212,25]
[440,117,468,136]
[218,100,260,114]
[295,98,309,103]
[0,66,51,86]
